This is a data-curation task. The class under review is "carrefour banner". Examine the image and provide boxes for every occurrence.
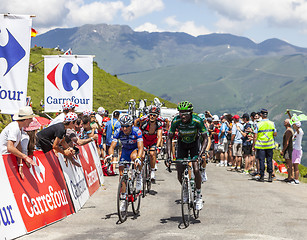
[0,14,32,114]
[0,155,27,240]
[3,151,75,233]
[44,55,93,112]
[57,153,90,212]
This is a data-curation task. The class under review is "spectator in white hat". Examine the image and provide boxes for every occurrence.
[0,106,38,179]
[49,100,77,126]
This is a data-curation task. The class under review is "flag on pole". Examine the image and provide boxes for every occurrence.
[31,28,37,37]
[0,14,32,114]
[63,48,72,55]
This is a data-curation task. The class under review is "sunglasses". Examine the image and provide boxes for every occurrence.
[121,125,131,128]
[149,114,157,117]
[179,112,191,116]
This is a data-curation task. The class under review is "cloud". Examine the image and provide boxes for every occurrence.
[134,22,164,32]
[195,0,307,29]
[165,16,210,36]
[122,0,164,21]
[0,0,69,27]
[66,1,124,26]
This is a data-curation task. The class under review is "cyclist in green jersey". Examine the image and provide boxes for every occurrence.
[167,101,208,210]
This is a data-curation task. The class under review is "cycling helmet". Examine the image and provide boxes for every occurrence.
[177,101,193,111]
[119,114,133,126]
[148,105,160,115]
[198,113,206,121]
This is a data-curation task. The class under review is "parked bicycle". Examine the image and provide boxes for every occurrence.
[117,161,141,223]
[171,157,200,227]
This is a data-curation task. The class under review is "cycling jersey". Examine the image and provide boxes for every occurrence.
[112,126,143,150]
[169,114,207,144]
[140,118,163,148]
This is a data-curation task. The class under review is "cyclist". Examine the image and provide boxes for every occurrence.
[167,101,208,211]
[135,105,163,183]
[108,115,144,211]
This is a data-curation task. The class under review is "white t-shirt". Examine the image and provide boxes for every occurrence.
[95,114,103,126]
[48,113,65,126]
[293,128,304,150]
[0,121,22,154]
[21,131,30,155]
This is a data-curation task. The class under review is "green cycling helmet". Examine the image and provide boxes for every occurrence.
[177,101,193,111]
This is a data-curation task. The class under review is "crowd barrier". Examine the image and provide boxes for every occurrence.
[0,142,104,240]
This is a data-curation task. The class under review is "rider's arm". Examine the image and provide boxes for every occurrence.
[137,140,144,158]
[134,118,139,126]
[167,132,174,158]
[156,129,163,147]
[165,118,170,131]
[199,132,208,156]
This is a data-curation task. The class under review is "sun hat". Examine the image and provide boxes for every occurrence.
[12,106,37,121]
[62,100,77,111]
[64,112,78,122]
[24,118,40,131]
[97,107,105,115]
[212,115,219,122]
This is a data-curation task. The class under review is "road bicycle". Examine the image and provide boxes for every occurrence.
[172,157,200,227]
[117,161,141,223]
[142,147,154,197]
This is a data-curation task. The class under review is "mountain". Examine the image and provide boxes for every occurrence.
[32,24,307,75]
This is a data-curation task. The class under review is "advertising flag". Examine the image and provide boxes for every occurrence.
[44,55,93,112]
[0,14,32,114]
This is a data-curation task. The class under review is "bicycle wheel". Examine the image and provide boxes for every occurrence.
[131,178,141,215]
[146,162,151,192]
[117,176,128,223]
[181,178,191,227]
[193,190,199,219]
[142,166,146,198]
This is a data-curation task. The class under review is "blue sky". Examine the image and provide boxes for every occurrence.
[2,0,307,47]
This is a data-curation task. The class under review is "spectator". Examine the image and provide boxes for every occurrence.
[253,109,277,182]
[49,100,77,126]
[212,115,220,163]
[105,111,121,173]
[217,115,229,167]
[280,119,294,182]
[36,113,75,159]
[240,113,254,174]
[80,115,97,140]
[0,106,37,179]
[231,115,244,171]
[21,118,41,157]
[291,121,304,184]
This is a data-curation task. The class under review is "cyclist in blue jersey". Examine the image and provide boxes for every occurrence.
[108,114,144,187]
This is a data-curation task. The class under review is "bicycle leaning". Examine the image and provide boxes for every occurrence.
[171,156,201,227]
[117,161,141,223]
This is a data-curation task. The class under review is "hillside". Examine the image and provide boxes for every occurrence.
[31,24,307,75]
[28,47,176,113]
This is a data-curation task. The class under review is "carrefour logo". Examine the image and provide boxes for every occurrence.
[0,28,25,76]
[47,62,89,92]
[29,156,46,184]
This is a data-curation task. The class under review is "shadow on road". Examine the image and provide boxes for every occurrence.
[160,216,201,229]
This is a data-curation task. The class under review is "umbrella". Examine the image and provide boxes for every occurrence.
[34,116,51,126]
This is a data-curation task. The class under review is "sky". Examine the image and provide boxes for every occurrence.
[2,0,307,47]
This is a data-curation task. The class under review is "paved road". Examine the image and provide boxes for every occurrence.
[18,161,307,240]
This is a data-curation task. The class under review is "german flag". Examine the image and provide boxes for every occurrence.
[31,28,37,37]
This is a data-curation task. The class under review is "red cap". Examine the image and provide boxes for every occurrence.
[232,115,240,120]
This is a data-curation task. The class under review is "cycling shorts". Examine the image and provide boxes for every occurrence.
[143,138,157,149]
[177,139,199,159]
[119,148,137,166]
